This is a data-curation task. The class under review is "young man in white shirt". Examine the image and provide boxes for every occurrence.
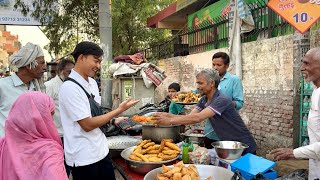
[59,41,139,180]
[271,47,320,180]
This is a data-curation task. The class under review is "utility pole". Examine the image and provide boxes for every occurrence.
[99,0,113,109]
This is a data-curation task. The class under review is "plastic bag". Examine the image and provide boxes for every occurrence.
[188,146,210,164]
[275,169,308,180]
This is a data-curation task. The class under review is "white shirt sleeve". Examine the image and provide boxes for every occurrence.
[294,142,320,161]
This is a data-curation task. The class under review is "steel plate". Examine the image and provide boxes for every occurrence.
[144,164,234,180]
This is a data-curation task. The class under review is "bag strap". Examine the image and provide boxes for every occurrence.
[65,77,92,99]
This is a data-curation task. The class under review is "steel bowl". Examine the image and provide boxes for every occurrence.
[120,146,179,174]
[144,164,234,180]
[181,133,205,146]
[142,124,181,143]
[211,141,249,160]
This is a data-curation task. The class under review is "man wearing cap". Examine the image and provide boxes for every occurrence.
[59,41,139,180]
[0,42,46,137]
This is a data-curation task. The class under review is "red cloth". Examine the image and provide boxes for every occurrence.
[0,92,68,180]
[113,158,144,180]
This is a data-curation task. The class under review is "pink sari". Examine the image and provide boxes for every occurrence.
[0,92,68,180]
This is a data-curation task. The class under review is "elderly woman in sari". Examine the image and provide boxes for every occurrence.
[0,92,68,180]
[0,42,46,137]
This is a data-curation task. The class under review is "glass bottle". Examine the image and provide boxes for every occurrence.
[302,120,308,136]
[302,138,309,146]
[303,96,309,108]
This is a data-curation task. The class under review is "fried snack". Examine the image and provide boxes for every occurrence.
[132,115,156,123]
[157,161,209,180]
[148,156,163,162]
[148,150,160,154]
[188,165,199,174]
[133,146,142,154]
[137,139,151,148]
[160,139,173,151]
[129,154,141,161]
[163,147,171,151]
[205,177,213,180]
[190,172,200,180]
[174,161,184,167]
[148,144,160,151]
[134,152,149,162]
[159,154,178,161]
[144,154,158,158]
[173,173,182,180]
[172,91,201,103]
[164,166,182,177]
[159,140,166,152]
[158,152,164,158]
[130,139,179,163]
[180,167,190,176]
[162,150,180,155]
[165,142,181,151]
[143,142,155,149]
[154,145,160,150]
[162,139,174,143]
[142,144,158,154]
[157,174,170,180]
[162,165,172,173]
[182,175,192,180]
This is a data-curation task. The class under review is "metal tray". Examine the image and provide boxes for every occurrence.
[107,136,141,150]
[121,146,179,174]
[144,164,235,180]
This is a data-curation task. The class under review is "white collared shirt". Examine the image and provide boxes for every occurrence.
[0,73,36,137]
[59,69,108,166]
[294,87,320,179]
[45,75,64,136]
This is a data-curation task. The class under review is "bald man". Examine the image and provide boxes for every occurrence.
[0,42,46,137]
[271,47,320,180]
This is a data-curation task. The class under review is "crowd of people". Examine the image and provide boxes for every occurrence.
[0,40,319,180]
[0,41,139,180]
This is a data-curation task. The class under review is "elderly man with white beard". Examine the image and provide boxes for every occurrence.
[0,42,46,137]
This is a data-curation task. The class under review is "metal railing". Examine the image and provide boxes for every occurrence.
[141,0,298,61]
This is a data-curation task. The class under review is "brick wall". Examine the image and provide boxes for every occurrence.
[241,35,295,153]
[310,27,320,48]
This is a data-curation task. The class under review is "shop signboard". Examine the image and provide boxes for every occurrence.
[122,80,133,100]
[267,0,320,33]
[0,0,55,25]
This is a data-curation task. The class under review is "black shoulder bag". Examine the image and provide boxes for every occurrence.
[65,77,120,136]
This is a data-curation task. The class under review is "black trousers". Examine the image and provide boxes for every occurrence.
[72,155,115,180]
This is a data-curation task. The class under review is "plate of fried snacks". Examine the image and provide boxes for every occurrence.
[171,91,201,105]
[132,115,156,124]
[144,161,235,180]
[120,139,181,174]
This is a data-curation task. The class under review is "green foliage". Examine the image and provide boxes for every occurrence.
[14,0,174,57]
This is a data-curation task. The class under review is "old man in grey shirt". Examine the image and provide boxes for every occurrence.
[0,42,46,137]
